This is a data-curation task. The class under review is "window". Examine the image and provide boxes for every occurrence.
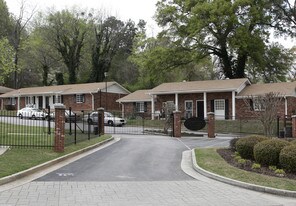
[253,99,265,111]
[136,102,144,112]
[185,100,193,119]
[76,94,85,103]
[214,99,225,111]
[9,98,16,105]
[54,95,62,104]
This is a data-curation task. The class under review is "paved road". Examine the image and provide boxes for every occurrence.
[1,135,296,206]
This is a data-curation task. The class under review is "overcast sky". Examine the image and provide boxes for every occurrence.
[5,0,160,36]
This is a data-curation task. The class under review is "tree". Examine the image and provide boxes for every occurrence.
[155,0,281,79]
[0,38,15,85]
[0,0,14,39]
[89,16,138,82]
[246,43,294,83]
[47,9,88,84]
[243,92,283,137]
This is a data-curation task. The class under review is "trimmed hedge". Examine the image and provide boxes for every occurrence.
[236,135,268,160]
[279,144,296,173]
[254,139,290,166]
[229,138,240,151]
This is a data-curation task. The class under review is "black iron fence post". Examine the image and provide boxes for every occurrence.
[81,110,84,133]
[69,107,72,135]
[47,106,51,134]
[88,113,91,140]
[74,114,77,144]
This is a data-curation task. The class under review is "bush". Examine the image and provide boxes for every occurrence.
[229,138,240,151]
[236,135,269,160]
[254,139,290,166]
[279,144,296,173]
[291,139,296,145]
[252,163,261,170]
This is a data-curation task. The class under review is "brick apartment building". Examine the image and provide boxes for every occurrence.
[117,79,296,120]
[0,82,129,112]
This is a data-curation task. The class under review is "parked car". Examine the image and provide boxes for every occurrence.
[17,107,48,120]
[50,110,76,122]
[84,111,126,126]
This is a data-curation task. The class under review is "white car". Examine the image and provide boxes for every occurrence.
[84,111,126,126]
[17,107,48,120]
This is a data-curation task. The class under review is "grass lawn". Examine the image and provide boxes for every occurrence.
[195,148,296,191]
[0,135,111,178]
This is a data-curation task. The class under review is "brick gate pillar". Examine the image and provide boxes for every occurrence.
[54,104,65,152]
[292,115,296,138]
[173,111,181,138]
[207,112,215,138]
[98,107,105,135]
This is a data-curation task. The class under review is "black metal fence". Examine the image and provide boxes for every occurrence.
[0,110,53,148]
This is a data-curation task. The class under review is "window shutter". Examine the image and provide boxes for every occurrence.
[144,102,148,112]
[61,95,64,103]
[53,96,56,104]
[210,100,214,112]
[133,102,136,112]
[225,99,229,119]
[250,99,254,111]
[83,94,85,103]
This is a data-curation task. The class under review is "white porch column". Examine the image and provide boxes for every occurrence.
[285,97,288,116]
[151,95,155,120]
[203,92,207,119]
[121,103,125,118]
[42,95,46,109]
[175,93,179,111]
[232,91,236,120]
[17,96,20,110]
[1,99,3,110]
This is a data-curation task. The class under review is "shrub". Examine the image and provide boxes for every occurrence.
[291,139,296,145]
[279,144,296,173]
[254,139,290,166]
[252,163,261,170]
[236,135,269,160]
[275,169,286,177]
[237,158,246,165]
[268,165,277,171]
[229,138,240,151]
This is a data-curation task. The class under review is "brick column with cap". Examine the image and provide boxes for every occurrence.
[173,111,181,138]
[292,115,296,138]
[207,112,215,138]
[54,104,65,152]
[98,107,105,135]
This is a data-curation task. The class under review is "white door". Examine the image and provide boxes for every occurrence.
[214,99,225,120]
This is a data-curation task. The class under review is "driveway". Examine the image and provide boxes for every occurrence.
[0,135,296,206]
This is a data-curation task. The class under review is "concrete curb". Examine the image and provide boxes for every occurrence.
[191,149,296,198]
[0,137,114,186]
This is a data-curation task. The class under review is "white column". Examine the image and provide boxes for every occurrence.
[151,95,155,120]
[175,93,179,111]
[42,96,46,109]
[121,103,125,118]
[35,96,39,109]
[17,96,20,110]
[232,91,236,120]
[285,97,288,116]
[203,92,207,119]
[1,99,3,110]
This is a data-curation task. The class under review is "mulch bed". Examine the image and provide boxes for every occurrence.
[217,148,296,180]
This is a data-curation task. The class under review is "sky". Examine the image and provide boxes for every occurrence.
[5,0,160,36]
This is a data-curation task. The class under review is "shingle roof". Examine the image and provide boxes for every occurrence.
[116,90,151,102]
[0,82,129,98]
[149,78,250,94]
[0,86,14,94]
[237,82,296,97]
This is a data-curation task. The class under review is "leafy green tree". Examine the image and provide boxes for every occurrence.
[89,16,138,82]
[0,0,14,39]
[0,38,15,85]
[155,0,281,79]
[246,43,294,83]
[47,9,88,84]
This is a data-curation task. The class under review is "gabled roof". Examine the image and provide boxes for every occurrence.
[0,86,14,94]
[148,78,250,95]
[237,81,296,98]
[0,82,130,98]
[117,90,151,103]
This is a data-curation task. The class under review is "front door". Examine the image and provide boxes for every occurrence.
[196,101,204,119]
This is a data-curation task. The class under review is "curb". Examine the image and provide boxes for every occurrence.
[191,149,296,198]
[0,137,115,186]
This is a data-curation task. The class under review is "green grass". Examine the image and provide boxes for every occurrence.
[0,135,111,178]
[195,148,296,191]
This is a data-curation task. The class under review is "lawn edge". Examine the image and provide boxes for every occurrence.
[0,136,114,186]
[191,148,296,198]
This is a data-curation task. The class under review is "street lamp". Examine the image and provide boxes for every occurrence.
[104,72,108,111]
